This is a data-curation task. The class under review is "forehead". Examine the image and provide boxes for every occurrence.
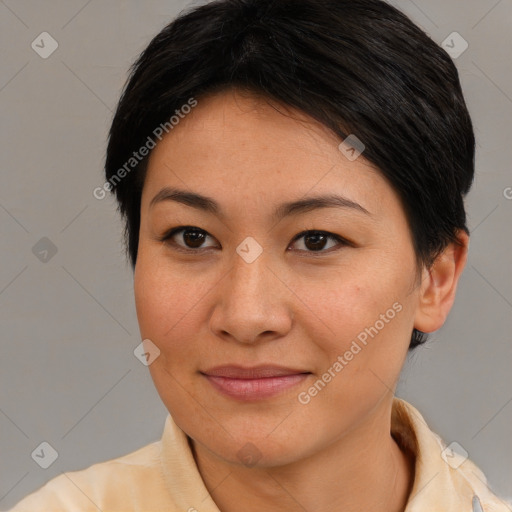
[150,89,345,159]
[142,89,401,221]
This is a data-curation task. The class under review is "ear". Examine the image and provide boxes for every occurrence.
[414,230,469,333]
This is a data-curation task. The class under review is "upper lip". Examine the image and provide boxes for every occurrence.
[201,365,310,379]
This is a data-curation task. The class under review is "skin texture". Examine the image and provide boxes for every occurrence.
[134,88,468,512]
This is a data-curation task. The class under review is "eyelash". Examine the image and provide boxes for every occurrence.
[158,226,353,255]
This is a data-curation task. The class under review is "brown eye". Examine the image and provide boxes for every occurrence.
[161,226,218,251]
[303,232,329,251]
[181,228,207,248]
[290,230,348,253]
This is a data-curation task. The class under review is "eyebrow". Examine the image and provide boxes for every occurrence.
[149,186,371,220]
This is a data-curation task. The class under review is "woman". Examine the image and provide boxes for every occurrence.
[10,0,510,510]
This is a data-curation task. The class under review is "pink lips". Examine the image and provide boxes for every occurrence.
[201,365,311,401]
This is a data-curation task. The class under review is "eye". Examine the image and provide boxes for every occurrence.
[159,226,218,251]
[289,230,349,253]
[159,226,351,255]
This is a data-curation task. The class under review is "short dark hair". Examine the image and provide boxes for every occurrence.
[105,0,475,349]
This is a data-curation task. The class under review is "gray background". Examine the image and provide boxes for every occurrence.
[0,0,511,509]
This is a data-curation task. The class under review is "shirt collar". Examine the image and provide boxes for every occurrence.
[160,414,222,512]
[392,398,500,512]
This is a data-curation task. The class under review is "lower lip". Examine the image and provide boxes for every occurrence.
[203,373,310,401]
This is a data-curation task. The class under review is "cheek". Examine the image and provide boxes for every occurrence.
[307,262,407,334]
[134,252,202,342]
[303,254,415,376]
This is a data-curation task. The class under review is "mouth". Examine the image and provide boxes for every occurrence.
[200,365,312,401]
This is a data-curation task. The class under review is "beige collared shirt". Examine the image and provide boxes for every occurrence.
[8,398,511,511]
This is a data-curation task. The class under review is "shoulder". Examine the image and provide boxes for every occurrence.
[393,399,512,512]
[454,457,512,512]
[8,439,169,512]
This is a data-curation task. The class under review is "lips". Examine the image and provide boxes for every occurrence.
[200,365,311,401]
[201,365,309,379]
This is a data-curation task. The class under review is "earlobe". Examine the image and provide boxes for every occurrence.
[414,231,469,333]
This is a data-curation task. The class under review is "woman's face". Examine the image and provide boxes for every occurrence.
[134,89,422,466]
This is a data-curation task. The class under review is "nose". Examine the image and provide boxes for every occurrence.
[209,248,293,345]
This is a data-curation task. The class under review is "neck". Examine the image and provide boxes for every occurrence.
[190,398,415,512]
